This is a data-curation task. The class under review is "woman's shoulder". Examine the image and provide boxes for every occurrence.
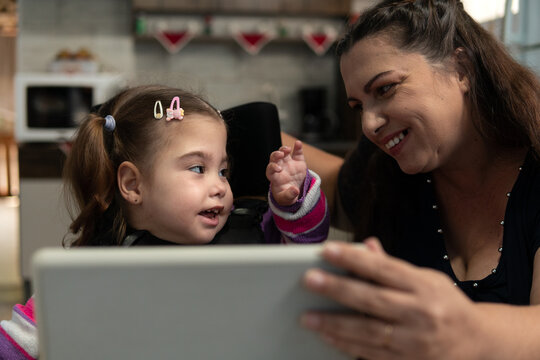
[510,149,540,236]
[518,150,540,187]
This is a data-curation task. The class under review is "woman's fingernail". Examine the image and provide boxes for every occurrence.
[305,269,325,288]
[301,314,321,330]
[324,242,341,258]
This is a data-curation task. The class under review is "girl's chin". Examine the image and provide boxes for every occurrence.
[194,235,216,244]
[169,235,215,245]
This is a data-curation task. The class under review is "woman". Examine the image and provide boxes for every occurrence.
[292,0,540,358]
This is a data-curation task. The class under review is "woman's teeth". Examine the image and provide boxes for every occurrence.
[385,132,405,149]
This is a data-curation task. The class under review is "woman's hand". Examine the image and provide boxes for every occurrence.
[301,239,487,360]
[266,140,307,206]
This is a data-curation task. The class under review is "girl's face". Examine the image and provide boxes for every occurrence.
[137,114,233,244]
[340,35,472,174]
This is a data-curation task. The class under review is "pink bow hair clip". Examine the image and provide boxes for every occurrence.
[166,96,184,121]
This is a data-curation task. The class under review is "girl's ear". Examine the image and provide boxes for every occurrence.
[453,47,471,94]
[117,161,143,205]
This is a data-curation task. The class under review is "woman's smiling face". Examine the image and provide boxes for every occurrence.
[340,35,472,174]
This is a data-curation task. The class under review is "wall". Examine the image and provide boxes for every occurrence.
[0,197,20,287]
[0,36,15,133]
[17,0,341,135]
[17,0,133,73]
[17,0,538,137]
[513,0,540,73]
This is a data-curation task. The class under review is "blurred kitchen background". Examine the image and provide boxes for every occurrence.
[1,0,539,317]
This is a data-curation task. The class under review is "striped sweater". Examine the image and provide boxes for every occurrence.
[0,296,37,360]
[268,169,329,244]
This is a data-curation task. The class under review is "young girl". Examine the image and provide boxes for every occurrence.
[0,85,328,359]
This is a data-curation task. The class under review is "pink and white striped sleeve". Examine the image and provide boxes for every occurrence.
[0,296,38,360]
[268,169,330,244]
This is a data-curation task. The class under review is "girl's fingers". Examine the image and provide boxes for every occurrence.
[291,140,304,160]
[269,150,285,163]
[274,186,300,205]
[279,146,291,157]
[265,162,282,177]
[285,186,299,201]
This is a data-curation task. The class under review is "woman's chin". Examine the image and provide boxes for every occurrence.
[397,160,430,175]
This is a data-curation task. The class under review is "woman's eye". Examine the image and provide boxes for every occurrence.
[189,165,204,174]
[348,102,363,112]
[377,83,396,96]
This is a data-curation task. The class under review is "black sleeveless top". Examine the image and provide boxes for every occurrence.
[339,137,540,304]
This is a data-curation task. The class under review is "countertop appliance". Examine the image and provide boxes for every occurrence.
[15,72,124,143]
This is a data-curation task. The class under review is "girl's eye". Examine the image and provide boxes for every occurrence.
[219,168,229,178]
[189,165,204,174]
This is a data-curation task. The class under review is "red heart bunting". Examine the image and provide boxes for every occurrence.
[302,26,337,56]
[154,30,194,54]
[233,31,273,55]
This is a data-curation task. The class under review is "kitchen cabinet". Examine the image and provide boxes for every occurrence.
[132,0,351,16]
[18,143,69,298]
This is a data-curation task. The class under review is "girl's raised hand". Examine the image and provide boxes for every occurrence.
[266,140,308,206]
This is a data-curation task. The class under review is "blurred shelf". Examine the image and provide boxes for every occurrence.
[132,0,351,17]
[135,34,311,43]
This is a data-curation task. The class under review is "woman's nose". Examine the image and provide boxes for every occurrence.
[361,109,387,136]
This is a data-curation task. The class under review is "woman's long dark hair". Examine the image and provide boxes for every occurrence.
[335,0,540,244]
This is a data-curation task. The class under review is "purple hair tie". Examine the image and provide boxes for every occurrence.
[104,115,116,132]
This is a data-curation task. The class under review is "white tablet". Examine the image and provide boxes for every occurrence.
[32,244,359,360]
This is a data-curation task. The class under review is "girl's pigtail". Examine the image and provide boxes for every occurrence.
[63,113,117,247]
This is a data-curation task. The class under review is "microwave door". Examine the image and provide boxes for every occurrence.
[27,86,92,128]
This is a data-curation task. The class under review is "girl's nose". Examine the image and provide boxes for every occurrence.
[361,109,387,136]
[210,176,228,198]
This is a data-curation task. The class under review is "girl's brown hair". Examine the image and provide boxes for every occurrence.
[63,85,223,247]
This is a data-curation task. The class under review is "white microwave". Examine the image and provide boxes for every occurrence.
[15,73,125,142]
